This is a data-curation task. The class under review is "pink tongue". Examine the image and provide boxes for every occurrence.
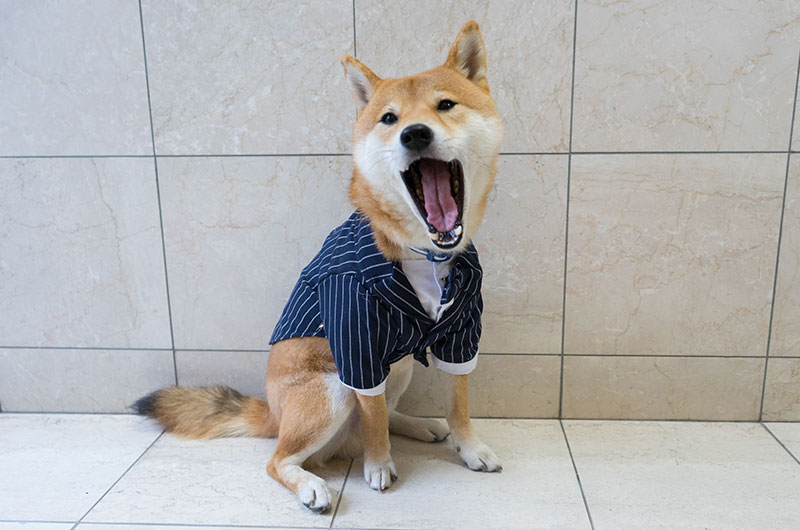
[419,159,458,233]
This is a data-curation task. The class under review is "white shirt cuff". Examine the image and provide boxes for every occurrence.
[431,353,479,375]
[339,378,387,396]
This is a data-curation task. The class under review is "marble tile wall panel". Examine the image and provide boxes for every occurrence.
[0,1,151,155]
[158,156,353,350]
[572,1,800,151]
[476,155,567,353]
[762,358,800,421]
[562,356,764,420]
[0,158,172,349]
[565,154,785,356]
[141,0,355,155]
[0,348,175,412]
[770,156,800,355]
[175,350,269,399]
[397,354,560,418]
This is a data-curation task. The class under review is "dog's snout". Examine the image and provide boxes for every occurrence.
[400,124,434,151]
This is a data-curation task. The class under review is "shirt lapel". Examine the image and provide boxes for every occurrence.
[373,262,433,323]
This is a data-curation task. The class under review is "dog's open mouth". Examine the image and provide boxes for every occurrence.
[401,158,464,249]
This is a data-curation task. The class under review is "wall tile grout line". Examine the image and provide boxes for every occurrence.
[1,411,142,416]
[559,420,595,529]
[329,458,354,529]
[138,0,178,386]
[71,430,166,529]
[759,47,800,421]
[0,345,173,351]
[570,150,788,155]
[3,345,792,358]
[0,155,154,159]
[3,412,784,423]
[352,0,357,59]
[0,151,791,160]
[760,423,800,466]
[156,153,353,158]
[558,0,579,419]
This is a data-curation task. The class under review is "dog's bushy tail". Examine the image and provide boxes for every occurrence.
[133,385,279,439]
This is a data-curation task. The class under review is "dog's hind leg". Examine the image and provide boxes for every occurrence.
[384,357,449,443]
[266,376,355,513]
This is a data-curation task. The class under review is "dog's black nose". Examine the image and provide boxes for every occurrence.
[400,124,434,151]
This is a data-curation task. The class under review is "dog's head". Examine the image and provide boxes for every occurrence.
[341,21,503,258]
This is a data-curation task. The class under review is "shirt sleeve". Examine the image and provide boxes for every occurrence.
[317,274,396,395]
[429,292,482,375]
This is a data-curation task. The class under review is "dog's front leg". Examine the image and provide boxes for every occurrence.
[355,392,397,490]
[445,373,502,472]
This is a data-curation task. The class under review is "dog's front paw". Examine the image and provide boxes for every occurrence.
[363,457,398,491]
[297,475,332,513]
[456,439,502,472]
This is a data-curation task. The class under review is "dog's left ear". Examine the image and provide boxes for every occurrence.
[341,55,381,112]
[443,20,489,92]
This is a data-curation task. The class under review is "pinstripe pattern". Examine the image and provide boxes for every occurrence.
[269,212,483,394]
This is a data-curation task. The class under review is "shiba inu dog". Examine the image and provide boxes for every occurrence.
[135,21,504,513]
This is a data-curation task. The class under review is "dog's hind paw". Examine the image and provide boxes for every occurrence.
[390,414,450,443]
[456,438,502,472]
[298,476,332,513]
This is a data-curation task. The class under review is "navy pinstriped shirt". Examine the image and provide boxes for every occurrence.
[269,212,483,395]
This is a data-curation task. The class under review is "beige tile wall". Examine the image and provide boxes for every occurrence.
[1,0,799,420]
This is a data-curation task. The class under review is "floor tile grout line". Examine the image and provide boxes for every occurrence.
[0,520,76,524]
[0,519,342,529]
[759,47,800,420]
[138,0,178,386]
[558,0,579,419]
[760,423,800,466]
[77,522,329,529]
[329,458,354,528]
[0,151,794,160]
[559,419,595,529]
[72,430,166,528]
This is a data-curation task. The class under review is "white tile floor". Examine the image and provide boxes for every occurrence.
[1,415,799,529]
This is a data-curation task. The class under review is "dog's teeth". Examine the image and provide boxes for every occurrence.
[454,225,463,236]
[429,232,440,241]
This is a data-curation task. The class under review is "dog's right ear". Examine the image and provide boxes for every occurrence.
[341,55,381,112]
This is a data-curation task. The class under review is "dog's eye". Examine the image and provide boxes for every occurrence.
[437,99,457,111]
[380,112,398,125]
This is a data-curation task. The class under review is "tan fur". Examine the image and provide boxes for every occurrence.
[446,374,473,439]
[137,385,278,439]
[135,21,503,512]
[355,393,392,461]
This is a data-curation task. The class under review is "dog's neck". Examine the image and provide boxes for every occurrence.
[349,169,410,262]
